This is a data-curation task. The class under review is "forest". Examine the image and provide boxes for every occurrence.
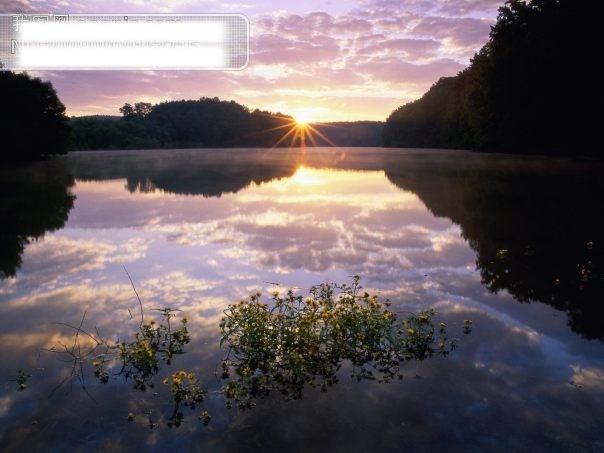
[383,0,598,155]
[69,99,383,150]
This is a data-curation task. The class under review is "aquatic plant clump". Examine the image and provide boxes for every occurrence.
[219,276,470,408]
[29,276,471,425]
[42,307,204,427]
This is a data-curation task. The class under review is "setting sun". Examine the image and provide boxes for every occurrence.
[266,113,337,148]
[294,115,310,126]
[291,107,323,126]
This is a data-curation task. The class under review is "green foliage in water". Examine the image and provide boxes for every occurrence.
[18,276,471,426]
[43,307,202,427]
[116,309,190,391]
[162,370,207,427]
[220,276,468,408]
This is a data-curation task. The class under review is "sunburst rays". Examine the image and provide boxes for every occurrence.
[268,116,339,148]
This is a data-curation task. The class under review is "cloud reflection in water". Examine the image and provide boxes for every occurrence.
[0,149,603,451]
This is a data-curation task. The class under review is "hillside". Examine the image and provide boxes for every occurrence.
[383,0,599,156]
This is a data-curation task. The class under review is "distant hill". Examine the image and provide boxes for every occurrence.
[309,122,383,147]
[69,98,383,151]
[383,0,599,156]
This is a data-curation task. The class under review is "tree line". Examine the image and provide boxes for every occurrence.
[69,99,383,151]
[69,98,297,150]
[383,0,599,156]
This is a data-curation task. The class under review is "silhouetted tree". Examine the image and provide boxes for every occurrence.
[0,70,69,161]
[119,103,135,117]
[384,0,599,156]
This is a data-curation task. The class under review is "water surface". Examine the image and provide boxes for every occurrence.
[1,148,603,451]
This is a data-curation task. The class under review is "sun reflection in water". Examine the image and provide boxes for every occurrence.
[291,166,324,186]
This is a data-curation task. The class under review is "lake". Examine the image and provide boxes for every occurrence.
[1,148,603,452]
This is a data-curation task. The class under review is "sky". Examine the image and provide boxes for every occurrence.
[1,0,502,122]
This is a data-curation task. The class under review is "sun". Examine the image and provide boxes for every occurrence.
[257,109,337,148]
[293,114,311,126]
[291,108,319,126]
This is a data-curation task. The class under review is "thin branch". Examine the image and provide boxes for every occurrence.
[124,266,144,329]
[52,322,100,345]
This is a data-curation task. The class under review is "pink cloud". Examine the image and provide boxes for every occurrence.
[358,0,499,18]
[251,34,340,65]
[437,0,502,16]
[350,56,465,84]
[354,33,387,47]
[11,1,501,121]
[359,38,441,59]
[0,0,35,13]
[412,16,492,50]
[327,16,373,35]
[373,16,413,31]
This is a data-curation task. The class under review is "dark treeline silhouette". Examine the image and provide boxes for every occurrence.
[383,0,599,155]
[309,122,383,147]
[69,98,383,151]
[382,151,604,340]
[0,70,70,161]
[69,98,293,150]
[68,149,301,196]
[0,158,75,278]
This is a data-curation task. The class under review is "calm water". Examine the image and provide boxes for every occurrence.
[1,148,603,452]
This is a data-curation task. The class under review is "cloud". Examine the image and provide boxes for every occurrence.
[252,34,341,65]
[351,56,465,84]
[135,166,469,281]
[437,0,503,17]
[569,365,604,391]
[0,0,35,13]
[0,0,240,14]
[0,395,13,418]
[19,235,149,285]
[39,70,240,116]
[14,1,499,121]
[61,163,472,283]
[358,0,500,18]
[412,16,492,54]
[358,38,441,59]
